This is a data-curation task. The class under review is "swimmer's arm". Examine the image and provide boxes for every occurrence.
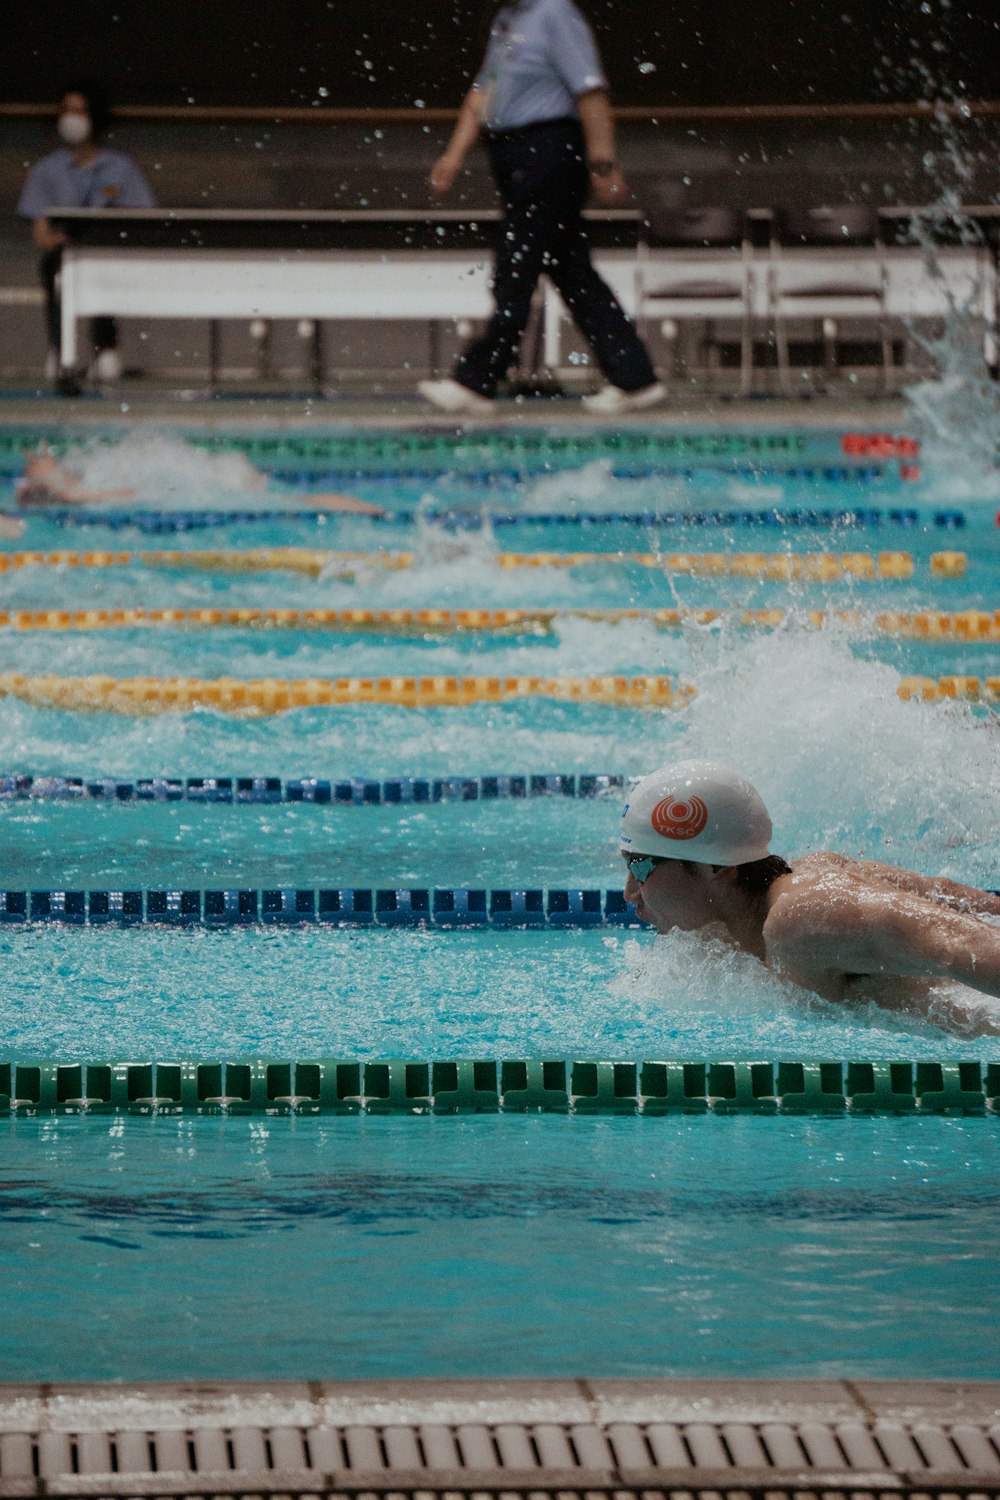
[310,493,384,516]
[57,486,138,505]
[852,857,1000,918]
[768,885,1000,1005]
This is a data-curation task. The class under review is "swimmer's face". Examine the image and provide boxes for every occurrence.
[623,853,723,934]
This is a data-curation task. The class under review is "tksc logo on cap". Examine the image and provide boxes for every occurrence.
[650,794,708,840]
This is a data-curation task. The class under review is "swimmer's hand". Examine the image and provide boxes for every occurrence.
[312,493,385,516]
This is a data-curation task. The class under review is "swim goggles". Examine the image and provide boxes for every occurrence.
[624,853,665,884]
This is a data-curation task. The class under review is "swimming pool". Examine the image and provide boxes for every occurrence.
[0,419,997,1384]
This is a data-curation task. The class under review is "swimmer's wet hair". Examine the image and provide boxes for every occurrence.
[681,853,792,896]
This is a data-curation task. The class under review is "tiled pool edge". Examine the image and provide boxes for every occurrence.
[0,1378,998,1497]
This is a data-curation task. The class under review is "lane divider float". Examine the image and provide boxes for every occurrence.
[1,1057,996,1116]
[5,602,1000,638]
[0,673,693,714]
[0,886,638,927]
[0,772,625,803]
[0,547,967,578]
[0,672,997,715]
[1,505,971,532]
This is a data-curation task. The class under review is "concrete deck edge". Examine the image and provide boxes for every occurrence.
[0,1378,997,1431]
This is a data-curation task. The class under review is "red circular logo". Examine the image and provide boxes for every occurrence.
[650,794,708,841]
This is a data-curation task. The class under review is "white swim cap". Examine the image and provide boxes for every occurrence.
[620,759,772,865]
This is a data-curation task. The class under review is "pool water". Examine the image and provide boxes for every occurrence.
[3,1113,999,1382]
[0,423,998,1382]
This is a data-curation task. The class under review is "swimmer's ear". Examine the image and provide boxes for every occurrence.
[709,863,740,886]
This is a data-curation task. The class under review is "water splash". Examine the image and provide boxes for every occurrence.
[63,433,270,507]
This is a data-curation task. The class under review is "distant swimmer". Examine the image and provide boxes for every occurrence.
[14,452,136,507]
[13,450,383,515]
[620,759,1000,1034]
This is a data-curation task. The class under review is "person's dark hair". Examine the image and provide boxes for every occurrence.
[681,854,791,897]
[733,853,792,896]
[59,81,111,140]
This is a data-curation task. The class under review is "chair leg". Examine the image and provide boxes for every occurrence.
[822,317,838,388]
[775,309,791,394]
[739,308,753,396]
[877,308,893,396]
[659,318,678,387]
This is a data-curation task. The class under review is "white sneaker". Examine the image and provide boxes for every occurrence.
[417,378,494,415]
[581,380,667,414]
[92,349,122,383]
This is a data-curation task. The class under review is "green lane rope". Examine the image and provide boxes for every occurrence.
[1,1058,997,1116]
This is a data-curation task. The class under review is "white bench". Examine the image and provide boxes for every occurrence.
[54,207,642,379]
[53,205,999,384]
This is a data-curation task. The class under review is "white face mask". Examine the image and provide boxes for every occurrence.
[58,112,92,147]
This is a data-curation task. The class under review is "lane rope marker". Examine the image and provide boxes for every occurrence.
[1,672,997,715]
[0,672,694,714]
[0,1057,995,1115]
[0,547,968,579]
[2,603,997,638]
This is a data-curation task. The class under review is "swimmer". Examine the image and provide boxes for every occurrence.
[13,450,383,515]
[15,452,136,508]
[620,759,1000,1034]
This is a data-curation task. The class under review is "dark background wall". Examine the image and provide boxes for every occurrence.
[1,0,997,376]
[4,0,998,110]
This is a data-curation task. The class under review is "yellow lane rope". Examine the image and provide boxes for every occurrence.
[0,673,694,716]
[899,676,1000,701]
[2,604,1000,639]
[0,547,969,579]
[0,671,995,716]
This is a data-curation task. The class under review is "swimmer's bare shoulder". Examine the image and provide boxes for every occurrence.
[761,856,871,1001]
[761,853,1000,1009]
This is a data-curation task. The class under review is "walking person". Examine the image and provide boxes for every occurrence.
[419,0,664,415]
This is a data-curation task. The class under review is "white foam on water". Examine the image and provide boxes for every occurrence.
[610,925,1000,1045]
[724,480,787,503]
[63,433,269,507]
[518,459,697,514]
[655,625,1000,885]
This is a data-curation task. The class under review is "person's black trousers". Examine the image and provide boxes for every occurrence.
[454,116,655,398]
[41,247,117,360]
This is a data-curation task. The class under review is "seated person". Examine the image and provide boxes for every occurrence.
[620,758,1000,1033]
[17,81,155,385]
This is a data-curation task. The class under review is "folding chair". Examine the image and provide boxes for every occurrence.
[638,206,755,393]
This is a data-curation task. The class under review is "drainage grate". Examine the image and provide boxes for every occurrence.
[0,1380,998,1499]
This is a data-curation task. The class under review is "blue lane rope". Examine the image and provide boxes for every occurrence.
[2,1057,996,1115]
[0,887,636,927]
[0,772,624,804]
[0,505,968,533]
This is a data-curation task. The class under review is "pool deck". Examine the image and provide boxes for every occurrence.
[1,1377,998,1498]
[0,385,914,436]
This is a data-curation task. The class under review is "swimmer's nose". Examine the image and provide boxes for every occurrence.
[623,869,640,904]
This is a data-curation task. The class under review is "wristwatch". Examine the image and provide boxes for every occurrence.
[588,159,615,177]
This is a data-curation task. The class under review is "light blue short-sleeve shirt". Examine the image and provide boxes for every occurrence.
[18,148,156,219]
[474,0,608,131]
